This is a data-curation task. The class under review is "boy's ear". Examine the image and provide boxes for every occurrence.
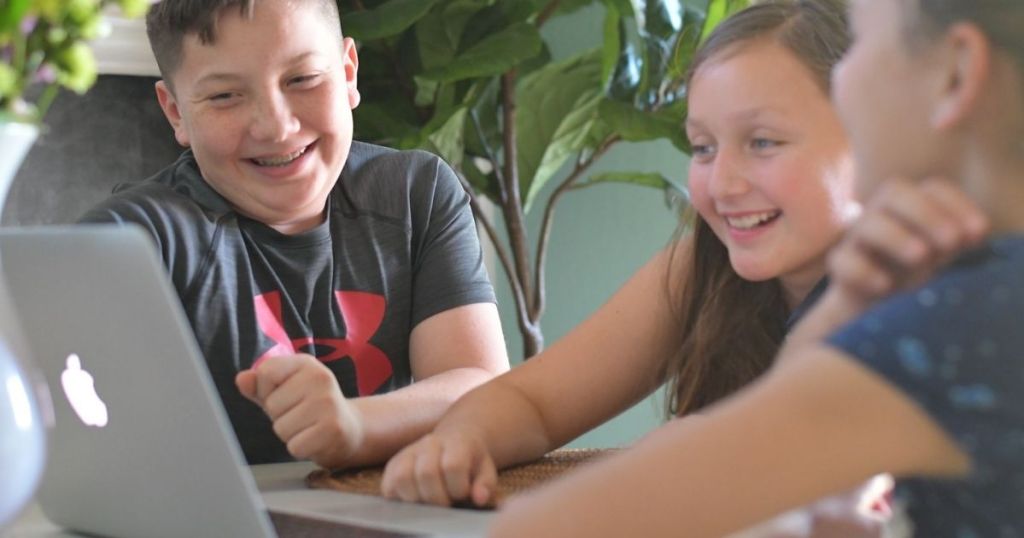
[155,80,191,148]
[931,23,991,131]
[342,37,361,109]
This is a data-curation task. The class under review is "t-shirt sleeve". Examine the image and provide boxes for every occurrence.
[408,154,496,328]
[826,256,1024,470]
[76,185,218,301]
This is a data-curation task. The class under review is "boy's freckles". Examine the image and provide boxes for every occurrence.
[155,0,360,235]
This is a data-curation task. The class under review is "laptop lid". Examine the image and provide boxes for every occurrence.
[0,225,276,538]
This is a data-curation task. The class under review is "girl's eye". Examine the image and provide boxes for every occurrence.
[751,138,781,150]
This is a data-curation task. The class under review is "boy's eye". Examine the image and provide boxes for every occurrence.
[691,143,716,161]
[208,92,238,103]
[288,73,322,87]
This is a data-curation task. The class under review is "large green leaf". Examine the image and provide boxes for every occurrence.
[699,0,750,44]
[460,1,544,47]
[515,49,604,212]
[352,99,421,146]
[343,0,442,41]
[600,0,622,89]
[416,0,496,73]
[599,98,688,152]
[416,9,457,73]
[423,106,468,170]
[420,22,543,83]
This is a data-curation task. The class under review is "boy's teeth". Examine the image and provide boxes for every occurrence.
[253,146,306,167]
[726,211,780,230]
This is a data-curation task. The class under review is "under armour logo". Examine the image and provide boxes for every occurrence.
[253,290,392,396]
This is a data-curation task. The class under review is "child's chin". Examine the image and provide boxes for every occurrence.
[729,259,779,283]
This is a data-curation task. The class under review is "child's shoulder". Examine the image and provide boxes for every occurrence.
[337,141,463,217]
[343,141,455,186]
[834,235,1024,357]
[81,152,230,229]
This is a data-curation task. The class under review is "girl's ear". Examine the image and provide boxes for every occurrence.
[931,23,992,131]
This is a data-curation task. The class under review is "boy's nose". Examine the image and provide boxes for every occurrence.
[249,93,300,142]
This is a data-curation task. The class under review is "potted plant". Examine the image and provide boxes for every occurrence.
[338,0,749,357]
[0,0,144,528]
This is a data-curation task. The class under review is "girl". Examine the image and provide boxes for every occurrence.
[383,1,877,528]
[486,0,1024,536]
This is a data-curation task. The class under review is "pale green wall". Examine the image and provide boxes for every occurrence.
[487,5,693,448]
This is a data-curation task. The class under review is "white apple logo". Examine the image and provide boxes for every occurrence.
[60,354,108,428]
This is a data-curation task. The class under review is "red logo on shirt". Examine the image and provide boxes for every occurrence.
[253,290,392,396]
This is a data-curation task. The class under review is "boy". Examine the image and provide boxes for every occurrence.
[80,0,509,467]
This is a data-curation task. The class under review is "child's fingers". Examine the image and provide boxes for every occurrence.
[413,443,453,506]
[253,354,306,403]
[470,455,498,508]
[269,399,316,445]
[440,442,476,502]
[873,180,984,256]
[235,369,259,403]
[283,421,323,461]
[262,356,335,419]
[917,178,989,244]
[829,240,892,297]
[382,449,418,502]
[849,209,931,269]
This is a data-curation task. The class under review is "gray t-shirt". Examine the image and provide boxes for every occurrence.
[80,141,496,463]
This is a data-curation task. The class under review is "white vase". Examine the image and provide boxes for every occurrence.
[0,121,49,528]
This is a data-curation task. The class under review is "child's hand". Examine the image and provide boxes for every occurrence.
[828,178,988,308]
[235,354,364,469]
[381,429,498,508]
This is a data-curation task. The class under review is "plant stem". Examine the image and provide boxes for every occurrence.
[34,83,59,120]
[455,173,531,336]
[469,109,508,204]
[499,70,542,357]
[536,1,562,29]
[533,136,620,320]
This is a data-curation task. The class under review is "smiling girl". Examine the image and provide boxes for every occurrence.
[380,0,870,520]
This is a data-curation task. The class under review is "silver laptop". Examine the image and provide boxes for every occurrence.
[0,225,277,538]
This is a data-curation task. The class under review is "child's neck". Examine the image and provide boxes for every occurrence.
[959,144,1024,234]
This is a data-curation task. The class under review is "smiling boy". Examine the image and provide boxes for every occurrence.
[80,0,509,467]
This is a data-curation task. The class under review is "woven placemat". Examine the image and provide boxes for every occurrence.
[306,448,615,509]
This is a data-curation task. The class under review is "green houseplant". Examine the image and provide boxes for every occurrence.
[0,0,144,528]
[339,0,749,357]
[0,0,148,122]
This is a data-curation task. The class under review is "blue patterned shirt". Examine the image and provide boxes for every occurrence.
[828,235,1024,537]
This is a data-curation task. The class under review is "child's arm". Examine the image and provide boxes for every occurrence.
[380,243,689,506]
[490,343,970,538]
[234,302,508,469]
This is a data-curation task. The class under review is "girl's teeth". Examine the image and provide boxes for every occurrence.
[727,211,779,230]
[253,146,306,167]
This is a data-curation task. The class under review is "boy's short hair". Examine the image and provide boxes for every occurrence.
[146,0,343,87]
